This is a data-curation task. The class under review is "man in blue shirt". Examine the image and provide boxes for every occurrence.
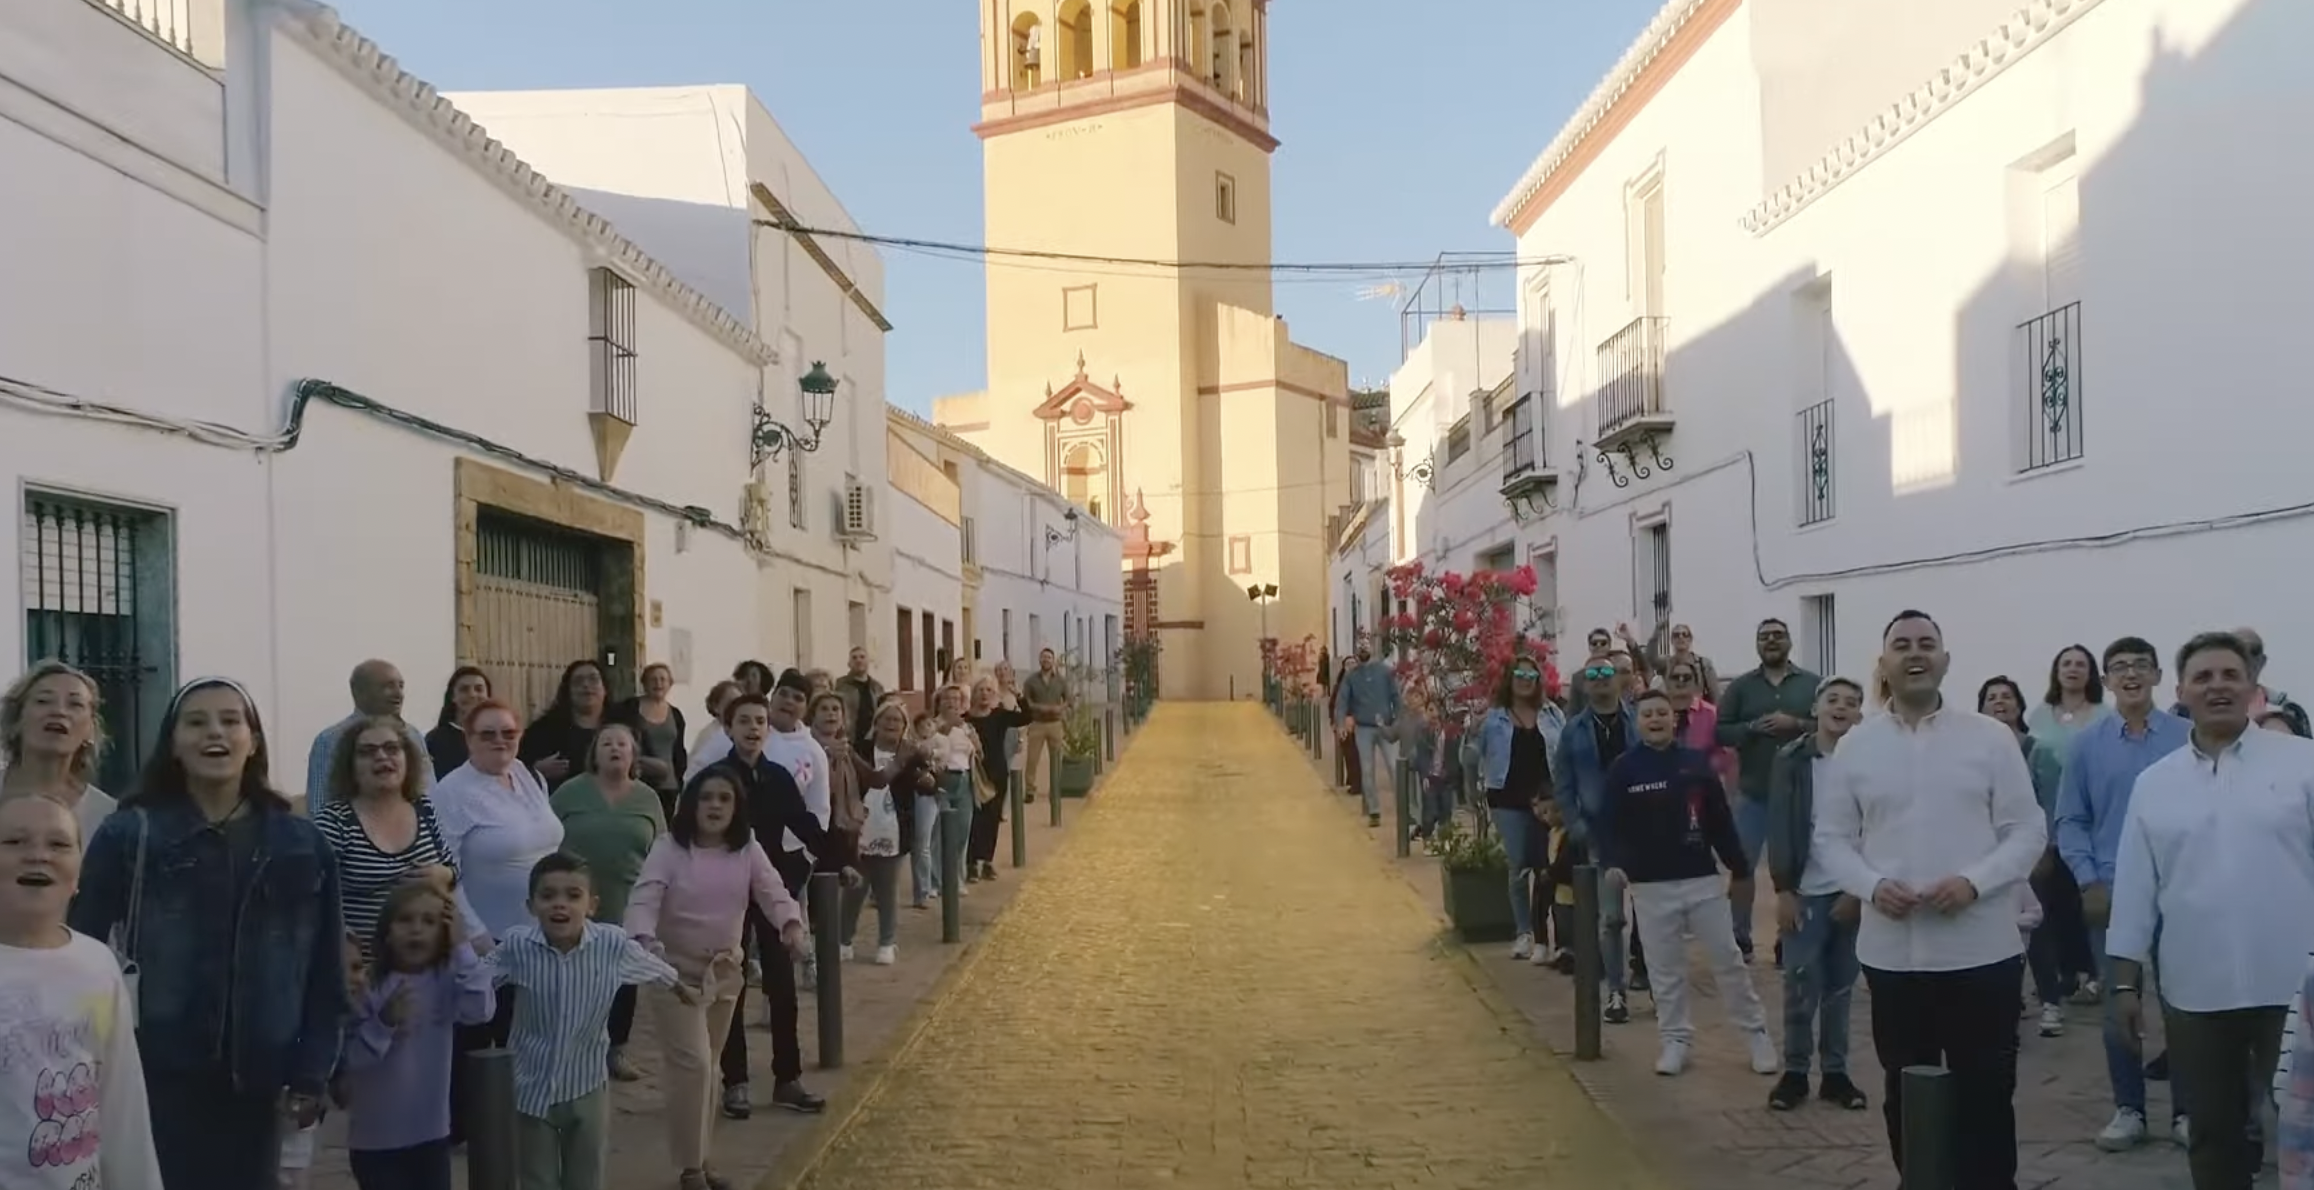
[1554,653,1640,1024]
[1333,639,1402,829]
[2054,634,2191,1152]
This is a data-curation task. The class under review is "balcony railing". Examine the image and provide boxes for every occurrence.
[1501,396,1540,485]
[94,0,202,62]
[1596,316,1670,439]
[1796,398,1835,526]
[2019,302,2084,472]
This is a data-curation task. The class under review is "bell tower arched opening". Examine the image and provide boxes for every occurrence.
[1209,3,1239,97]
[1056,0,1094,80]
[1108,0,1144,70]
[1010,11,1044,90]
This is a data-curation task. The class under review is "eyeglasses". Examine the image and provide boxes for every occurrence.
[1581,665,1616,681]
[1668,672,1697,685]
[1511,669,1540,682]
[354,743,402,760]
[2104,660,2156,677]
[470,728,520,742]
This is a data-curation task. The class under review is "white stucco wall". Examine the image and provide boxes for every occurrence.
[1500,0,2314,692]
[969,460,1124,686]
[444,84,897,685]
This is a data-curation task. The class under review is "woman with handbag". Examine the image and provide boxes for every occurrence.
[964,677,1031,884]
[69,677,349,1190]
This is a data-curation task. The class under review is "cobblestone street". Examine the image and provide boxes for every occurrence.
[788,702,1667,1190]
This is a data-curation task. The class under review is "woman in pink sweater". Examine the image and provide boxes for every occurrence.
[625,763,806,1190]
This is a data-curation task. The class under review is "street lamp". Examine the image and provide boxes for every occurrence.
[1247,582,1278,641]
[1043,506,1081,549]
[1385,431,1436,491]
[751,361,840,469]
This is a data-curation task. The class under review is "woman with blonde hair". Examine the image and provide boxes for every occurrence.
[0,659,115,841]
[916,683,977,904]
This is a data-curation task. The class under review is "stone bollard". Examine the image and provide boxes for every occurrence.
[810,871,843,1069]
[464,1048,519,1190]
[1572,866,1603,1060]
[1900,1066,1958,1190]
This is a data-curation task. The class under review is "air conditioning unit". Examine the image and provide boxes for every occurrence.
[839,480,878,542]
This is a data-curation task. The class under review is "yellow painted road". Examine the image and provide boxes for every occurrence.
[791,703,1666,1190]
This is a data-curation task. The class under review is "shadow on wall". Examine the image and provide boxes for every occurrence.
[561,185,756,322]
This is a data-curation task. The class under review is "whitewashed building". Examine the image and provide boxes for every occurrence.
[887,409,1124,707]
[1,0,879,787]
[440,84,896,679]
[1491,0,2314,690]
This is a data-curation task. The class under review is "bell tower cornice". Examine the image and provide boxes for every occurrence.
[975,0,1276,151]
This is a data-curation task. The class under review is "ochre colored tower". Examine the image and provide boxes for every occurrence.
[935,0,1352,701]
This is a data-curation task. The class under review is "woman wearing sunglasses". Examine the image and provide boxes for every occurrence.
[1475,656,1566,963]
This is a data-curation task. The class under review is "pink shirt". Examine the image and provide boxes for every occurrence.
[623,837,803,960]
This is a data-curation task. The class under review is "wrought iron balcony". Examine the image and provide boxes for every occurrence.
[1796,398,1835,526]
[2019,302,2084,472]
[1498,394,1559,521]
[1592,316,1674,487]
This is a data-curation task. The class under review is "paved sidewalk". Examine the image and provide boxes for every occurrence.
[302,763,1111,1190]
[785,702,1668,1190]
[1296,719,2241,1190]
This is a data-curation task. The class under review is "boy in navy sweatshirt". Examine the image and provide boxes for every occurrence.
[1601,689,1779,1077]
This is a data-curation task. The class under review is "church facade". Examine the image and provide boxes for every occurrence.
[934,0,1353,702]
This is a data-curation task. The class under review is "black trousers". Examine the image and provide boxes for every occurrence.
[1863,957,2023,1190]
[609,984,638,1047]
[147,1069,281,1190]
[2164,1004,2286,1190]
[969,784,1005,865]
[720,849,812,1087]
[448,984,518,1146]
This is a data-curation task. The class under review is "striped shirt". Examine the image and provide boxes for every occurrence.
[313,798,485,955]
[481,922,679,1115]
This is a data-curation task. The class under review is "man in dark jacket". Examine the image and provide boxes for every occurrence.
[835,645,887,755]
[1763,676,1869,1111]
[1716,618,1821,958]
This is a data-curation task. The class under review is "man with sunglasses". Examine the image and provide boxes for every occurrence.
[1717,618,1821,961]
[1567,628,1618,705]
[1553,652,1641,1023]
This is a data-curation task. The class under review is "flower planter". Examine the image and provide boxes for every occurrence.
[1441,865,1518,944]
[1057,755,1096,798]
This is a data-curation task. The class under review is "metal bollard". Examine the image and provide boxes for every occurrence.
[1310,711,1324,760]
[1048,749,1063,827]
[1289,698,1304,740]
[1393,756,1411,858]
[464,1047,519,1190]
[1899,1066,1957,1190]
[1571,865,1602,1060]
[940,803,963,944]
[1105,708,1117,762]
[1008,768,1027,868]
[810,871,843,1069]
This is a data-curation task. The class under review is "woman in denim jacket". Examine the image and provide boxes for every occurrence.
[1474,656,1567,961]
[70,678,350,1190]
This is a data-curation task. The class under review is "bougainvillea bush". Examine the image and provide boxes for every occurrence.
[1373,560,1558,738]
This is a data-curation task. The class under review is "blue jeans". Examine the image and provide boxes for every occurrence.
[1731,795,1770,948]
[1779,892,1860,1076]
[1353,724,1392,816]
[1420,775,1455,832]
[1491,809,1537,940]
[2091,926,2184,1118]
[911,790,944,904]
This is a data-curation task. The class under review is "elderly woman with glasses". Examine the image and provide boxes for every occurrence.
[1476,655,1568,963]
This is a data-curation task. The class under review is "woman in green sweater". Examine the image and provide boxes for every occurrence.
[550,721,668,1080]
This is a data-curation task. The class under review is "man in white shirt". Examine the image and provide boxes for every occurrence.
[2110,630,2314,1190]
[1813,609,2046,1190]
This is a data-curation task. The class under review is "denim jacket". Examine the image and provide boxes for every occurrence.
[1476,704,1568,790]
[1332,662,1402,729]
[1549,703,1637,847]
[69,798,350,1098]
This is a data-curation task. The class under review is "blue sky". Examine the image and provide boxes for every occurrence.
[328,0,1662,411]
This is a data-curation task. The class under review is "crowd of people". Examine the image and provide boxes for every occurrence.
[0,643,1079,1190]
[1329,614,2314,1190]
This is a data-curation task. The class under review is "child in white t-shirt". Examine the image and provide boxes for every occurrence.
[0,794,162,1190]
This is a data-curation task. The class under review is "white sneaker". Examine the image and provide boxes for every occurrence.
[1530,942,1556,967]
[2038,1004,2065,1037]
[874,945,897,965]
[1747,1029,1781,1075]
[1511,933,1535,961]
[1655,1039,1691,1076]
[838,944,855,962]
[2172,1115,2191,1148]
[2095,1107,2148,1151]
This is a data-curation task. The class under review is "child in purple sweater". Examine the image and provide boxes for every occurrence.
[341,881,497,1190]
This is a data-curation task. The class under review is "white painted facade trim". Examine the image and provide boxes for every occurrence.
[1488,0,1712,228]
[270,2,777,366]
[1740,0,2108,235]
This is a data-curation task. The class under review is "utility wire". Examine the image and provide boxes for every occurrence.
[756,219,1553,276]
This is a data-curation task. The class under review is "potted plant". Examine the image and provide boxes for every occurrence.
[1428,818,1517,944]
[1057,701,1100,797]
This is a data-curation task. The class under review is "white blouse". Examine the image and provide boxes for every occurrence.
[928,723,977,772]
[429,762,565,943]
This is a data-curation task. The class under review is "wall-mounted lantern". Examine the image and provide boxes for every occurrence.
[750,361,840,469]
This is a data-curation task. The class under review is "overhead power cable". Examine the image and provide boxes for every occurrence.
[755,219,1562,276]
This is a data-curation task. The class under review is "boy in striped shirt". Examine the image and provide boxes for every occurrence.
[486,852,693,1190]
